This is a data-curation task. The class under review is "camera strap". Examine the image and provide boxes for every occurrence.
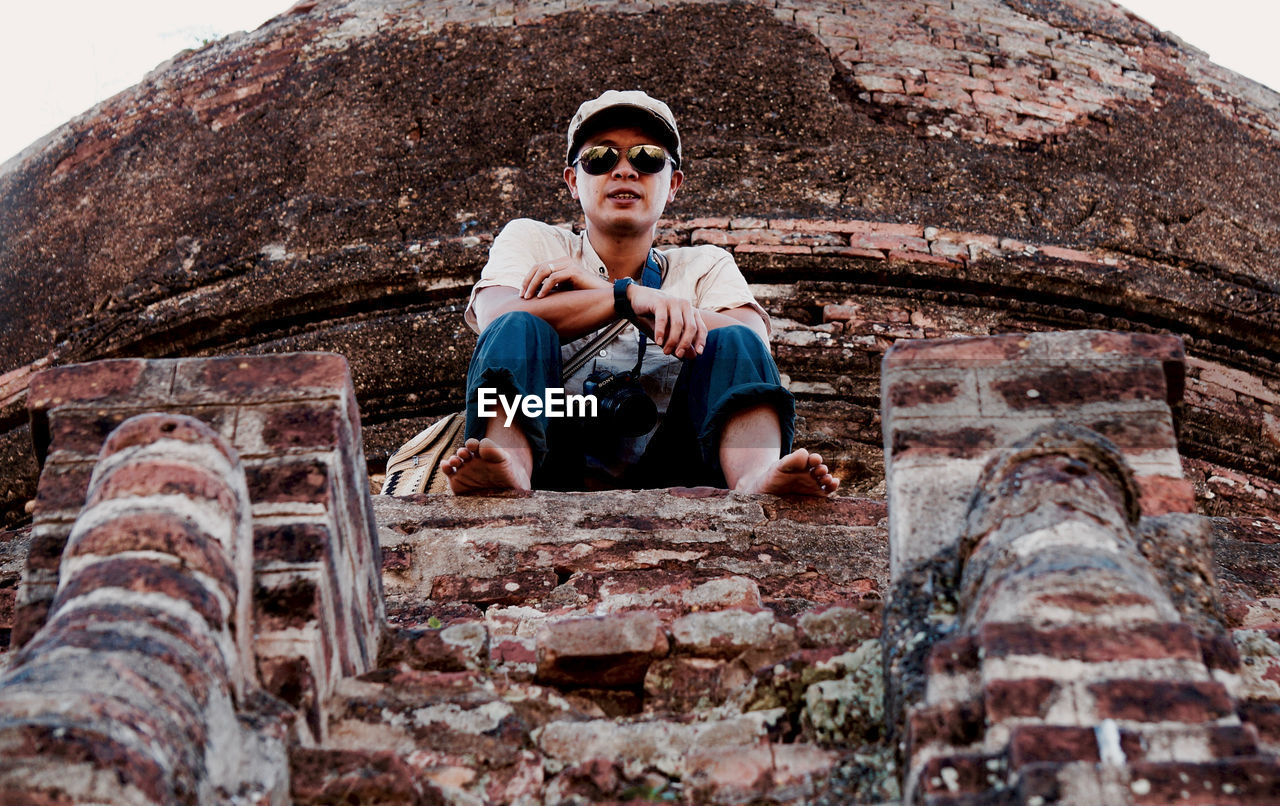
[630,249,666,375]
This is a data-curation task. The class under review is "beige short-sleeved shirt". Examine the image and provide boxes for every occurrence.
[464,218,769,475]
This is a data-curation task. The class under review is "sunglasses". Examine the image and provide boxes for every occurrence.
[573,144,673,175]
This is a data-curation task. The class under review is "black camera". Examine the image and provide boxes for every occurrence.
[583,367,658,437]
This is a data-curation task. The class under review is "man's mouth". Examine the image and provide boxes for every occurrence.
[608,191,641,200]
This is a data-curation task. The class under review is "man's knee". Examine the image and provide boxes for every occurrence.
[704,324,770,358]
[476,310,559,356]
[483,310,557,339]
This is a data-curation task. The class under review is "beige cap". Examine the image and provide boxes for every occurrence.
[566,90,681,168]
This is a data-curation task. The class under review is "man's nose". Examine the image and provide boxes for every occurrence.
[612,158,639,178]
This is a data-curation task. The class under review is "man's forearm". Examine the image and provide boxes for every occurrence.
[483,287,621,341]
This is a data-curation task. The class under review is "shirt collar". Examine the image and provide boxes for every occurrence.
[580,230,609,278]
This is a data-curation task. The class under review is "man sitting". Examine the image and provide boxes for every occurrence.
[442,90,839,498]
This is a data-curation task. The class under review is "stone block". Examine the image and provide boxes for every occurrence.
[1089,680,1234,724]
[670,609,796,657]
[1007,725,1100,767]
[536,611,669,687]
[983,677,1058,721]
[979,622,1201,663]
[883,367,980,418]
[170,352,352,406]
[26,359,171,410]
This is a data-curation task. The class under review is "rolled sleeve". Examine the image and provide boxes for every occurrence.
[464,219,573,332]
[692,248,770,333]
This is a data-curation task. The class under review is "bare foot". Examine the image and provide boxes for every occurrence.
[440,437,531,495]
[734,448,839,497]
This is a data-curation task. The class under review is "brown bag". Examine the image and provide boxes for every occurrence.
[379,319,630,496]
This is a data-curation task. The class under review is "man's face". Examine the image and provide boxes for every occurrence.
[564,125,683,239]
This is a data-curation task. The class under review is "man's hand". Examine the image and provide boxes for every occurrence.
[628,285,708,359]
[521,257,611,299]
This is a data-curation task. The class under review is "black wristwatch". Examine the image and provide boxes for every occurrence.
[613,277,637,320]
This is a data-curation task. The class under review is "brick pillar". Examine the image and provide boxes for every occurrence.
[19,353,384,741]
[0,414,284,803]
[881,331,1280,805]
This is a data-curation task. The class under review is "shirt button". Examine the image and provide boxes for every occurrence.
[599,350,608,357]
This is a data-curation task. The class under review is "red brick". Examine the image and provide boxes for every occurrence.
[1008,725,1099,767]
[1080,412,1178,453]
[812,245,888,260]
[55,557,229,629]
[255,574,324,631]
[1209,725,1261,758]
[683,217,730,229]
[254,522,332,564]
[10,599,51,649]
[1084,332,1185,364]
[537,611,669,688]
[979,622,1200,662]
[244,457,332,505]
[888,249,963,267]
[887,378,964,409]
[691,228,780,246]
[769,219,868,234]
[928,634,981,675]
[734,244,812,255]
[262,655,319,736]
[987,363,1167,410]
[644,657,729,710]
[27,360,162,409]
[891,425,997,460]
[45,409,135,460]
[1238,700,1280,746]
[844,221,926,238]
[23,529,71,574]
[1089,680,1233,723]
[257,401,343,451]
[884,335,1028,368]
[907,700,985,752]
[173,353,350,403]
[1199,632,1242,672]
[70,512,236,584]
[430,569,557,607]
[852,233,929,252]
[102,412,233,458]
[32,461,93,519]
[1127,760,1280,804]
[761,497,886,526]
[289,749,442,804]
[1135,475,1196,516]
[984,677,1057,721]
[378,625,486,672]
[0,721,174,803]
[88,461,238,512]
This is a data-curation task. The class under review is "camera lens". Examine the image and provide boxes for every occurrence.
[603,385,658,437]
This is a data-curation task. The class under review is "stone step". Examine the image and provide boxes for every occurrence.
[373,489,888,627]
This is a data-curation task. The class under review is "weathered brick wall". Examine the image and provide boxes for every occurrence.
[882,331,1280,805]
[18,353,383,741]
[299,490,895,804]
[2,0,1278,531]
[0,413,286,803]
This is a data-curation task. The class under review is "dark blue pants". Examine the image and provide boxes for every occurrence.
[465,311,795,489]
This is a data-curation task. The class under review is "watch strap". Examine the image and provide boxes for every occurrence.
[614,277,637,320]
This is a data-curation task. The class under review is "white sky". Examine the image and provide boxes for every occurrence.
[2,1,1279,164]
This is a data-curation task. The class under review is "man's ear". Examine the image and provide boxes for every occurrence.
[667,169,684,203]
[564,166,580,199]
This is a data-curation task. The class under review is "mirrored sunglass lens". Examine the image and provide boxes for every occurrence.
[627,145,668,173]
[580,147,620,174]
